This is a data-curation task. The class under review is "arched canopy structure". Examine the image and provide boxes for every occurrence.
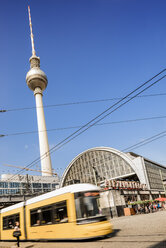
[60,147,141,187]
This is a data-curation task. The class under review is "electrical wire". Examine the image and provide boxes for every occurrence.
[6,69,166,181]
[122,130,166,152]
[1,115,166,137]
[46,75,166,156]
[1,92,166,113]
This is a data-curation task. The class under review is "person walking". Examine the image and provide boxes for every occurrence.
[13,221,21,247]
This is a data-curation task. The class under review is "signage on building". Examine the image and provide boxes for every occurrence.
[104,179,147,191]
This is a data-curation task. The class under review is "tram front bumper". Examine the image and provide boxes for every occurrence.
[75,221,113,239]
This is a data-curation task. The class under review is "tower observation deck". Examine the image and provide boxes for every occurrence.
[26,6,53,176]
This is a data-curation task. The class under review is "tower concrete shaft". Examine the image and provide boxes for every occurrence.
[26,6,53,176]
[34,87,53,176]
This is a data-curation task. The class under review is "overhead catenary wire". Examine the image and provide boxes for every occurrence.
[122,130,166,152]
[46,75,166,155]
[9,130,166,175]
[1,115,166,137]
[6,69,166,182]
[8,128,166,179]
[1,92,166,113]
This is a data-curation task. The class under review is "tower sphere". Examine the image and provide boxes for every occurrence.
[26,55,48,91]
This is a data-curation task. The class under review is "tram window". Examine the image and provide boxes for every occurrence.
[30,209,40,226]
[30,201,68,226]
[3,213,19,230]
[75,192,104,223]
[41,206,52,224]
[53,201,68,224]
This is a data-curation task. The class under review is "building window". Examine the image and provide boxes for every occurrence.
[43,183,51,188]
[9,182,20,188]
[0,182,8,188]
[32,183,42,188]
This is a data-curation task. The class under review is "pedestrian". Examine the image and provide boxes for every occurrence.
[150,204,153,213]
[145,205,148,214]
[13,221,21,247]
[153,204,157,211]
[137,206,140,214]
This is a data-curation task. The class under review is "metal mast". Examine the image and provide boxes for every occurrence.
[26,6,53,176]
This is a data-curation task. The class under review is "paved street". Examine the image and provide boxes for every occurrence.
[0,210,165,248]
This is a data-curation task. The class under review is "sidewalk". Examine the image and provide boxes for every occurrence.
[0,243,34,248]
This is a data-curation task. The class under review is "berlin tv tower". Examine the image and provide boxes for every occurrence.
[26,6,53,176]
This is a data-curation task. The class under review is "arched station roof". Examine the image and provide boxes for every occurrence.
[60,147,141,187]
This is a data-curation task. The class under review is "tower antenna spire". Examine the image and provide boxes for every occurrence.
[28,6,36,56]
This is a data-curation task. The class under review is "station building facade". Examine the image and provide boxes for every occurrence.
[60,147,166,217]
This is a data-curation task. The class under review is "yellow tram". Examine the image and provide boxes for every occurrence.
[0,183,112,241]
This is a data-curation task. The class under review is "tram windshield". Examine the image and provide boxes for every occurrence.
[75,191,107,224]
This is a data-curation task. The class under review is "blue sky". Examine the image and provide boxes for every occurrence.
[1,0,166,177]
